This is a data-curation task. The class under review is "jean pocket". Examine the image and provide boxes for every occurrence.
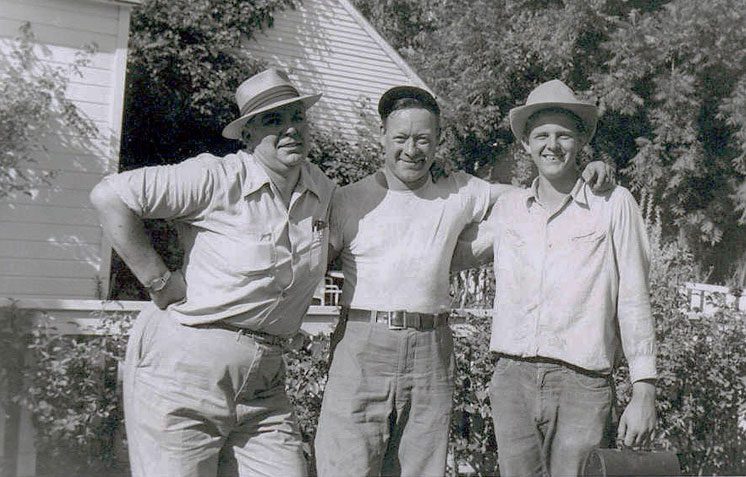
[566,369,611,391]
[491,357,517,380]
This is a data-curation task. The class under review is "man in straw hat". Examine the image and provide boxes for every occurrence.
[456,79,657,476]
[313,84,615,477]
[90,68,335,477]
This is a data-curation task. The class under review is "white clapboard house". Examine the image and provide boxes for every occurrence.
[0,0,429,475]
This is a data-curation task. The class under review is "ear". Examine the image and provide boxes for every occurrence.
[521,139,531,154]
[380,123,387,148]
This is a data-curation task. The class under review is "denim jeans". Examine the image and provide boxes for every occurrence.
[314,320,455,477]
[123,304,307,477]
[489,357,613,477]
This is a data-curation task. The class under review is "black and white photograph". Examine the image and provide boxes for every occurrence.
[1,0,744,476]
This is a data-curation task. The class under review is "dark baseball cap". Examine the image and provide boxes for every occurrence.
[377,85,440,120]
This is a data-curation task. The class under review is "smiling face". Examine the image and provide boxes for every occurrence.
[381,107,440,189]
[242,102,309,175]
[522,110,586,186]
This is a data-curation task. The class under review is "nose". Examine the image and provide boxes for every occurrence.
[285,124,301,137]
[546,134,561,150]
[403,138,416,156]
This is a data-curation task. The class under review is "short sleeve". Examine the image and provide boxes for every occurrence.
[328,189,346,255]
[455,171,492,223]
[105,155,216,221]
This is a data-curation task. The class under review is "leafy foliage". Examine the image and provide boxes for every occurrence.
[121,0,297,169]
[18,312,133,476]
[0,22,96,199]
[353,0,746,284]
[450,315,499,476]
[284,332,333,475]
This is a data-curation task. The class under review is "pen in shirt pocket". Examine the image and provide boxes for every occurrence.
[313,219,327,232]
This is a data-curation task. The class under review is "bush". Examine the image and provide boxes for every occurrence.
[18,311,133,476]
[450,314,499,476]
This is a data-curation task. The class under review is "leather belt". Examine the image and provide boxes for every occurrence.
[192,321,288,347]
[345,308,450,331]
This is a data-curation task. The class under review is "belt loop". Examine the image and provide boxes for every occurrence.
[236,328,244,342]
[369,310,377,324]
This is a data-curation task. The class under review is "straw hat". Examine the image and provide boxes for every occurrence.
[509,79,598,141]
[222,69,321,140]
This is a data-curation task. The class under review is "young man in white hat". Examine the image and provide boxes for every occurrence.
[313,85,615,477]
[457,79,657,476]
[90,68,335,477]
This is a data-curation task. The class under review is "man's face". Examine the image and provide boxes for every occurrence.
[381,107,439,187]
[244,102,309,174]
[522,111,584,183]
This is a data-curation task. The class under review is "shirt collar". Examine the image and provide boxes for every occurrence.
[525,177,589,209]
[239,150,321,198]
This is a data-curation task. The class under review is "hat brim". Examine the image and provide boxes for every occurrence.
[222,93,322,140]
[509,102,598,142]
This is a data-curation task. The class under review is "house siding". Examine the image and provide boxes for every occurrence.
[0,0,132,301]
[242,0,430,136]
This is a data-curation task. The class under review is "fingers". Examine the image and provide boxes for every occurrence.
[617,418,628,447]
[581,166,597,184]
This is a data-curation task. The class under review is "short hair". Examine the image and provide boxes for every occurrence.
[523,107,587,140]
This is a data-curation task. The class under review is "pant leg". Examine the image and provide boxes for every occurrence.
[226,351,307,477]
[124,305,225,477]
[314,322,399,477]
[393,327,455,477]
[548,368,612,477]
[489,359,545,477]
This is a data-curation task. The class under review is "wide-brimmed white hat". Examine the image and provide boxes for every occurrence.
[222,69,321,140]
[509,79,598,141]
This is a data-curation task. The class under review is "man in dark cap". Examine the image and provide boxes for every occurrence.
[313,84,615,476]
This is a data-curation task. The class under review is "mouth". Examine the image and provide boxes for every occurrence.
[279,141,303,150]
[399,157,425,166]
[541,154,564,163]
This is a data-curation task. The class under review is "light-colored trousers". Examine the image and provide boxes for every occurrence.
[314,320,455,477]
[123,305,306,477]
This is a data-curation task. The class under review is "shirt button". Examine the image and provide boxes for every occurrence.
[281,291,288,298]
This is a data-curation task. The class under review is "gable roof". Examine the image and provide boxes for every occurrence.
[242,0,431,137]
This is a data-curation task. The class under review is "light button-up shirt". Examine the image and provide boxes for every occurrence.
[106,150,335,337]
[489,178,656,382]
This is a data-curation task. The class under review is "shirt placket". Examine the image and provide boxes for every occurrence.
[534,197,572,356]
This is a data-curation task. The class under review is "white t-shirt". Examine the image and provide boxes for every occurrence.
[330,170,492,313]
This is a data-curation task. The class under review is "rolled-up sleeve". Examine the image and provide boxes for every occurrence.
[104,155,216,221]
[612,189,657,383]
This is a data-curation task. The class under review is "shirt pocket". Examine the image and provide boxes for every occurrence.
[224,232,276,276]
[308,222,328,274]
[504,227,527,247]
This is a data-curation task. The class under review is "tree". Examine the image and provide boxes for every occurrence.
[0,22,96,199]
[353,0,746,284]
[121,0,297,170]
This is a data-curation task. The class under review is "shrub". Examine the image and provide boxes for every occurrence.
[284,332,333,476]
[450,314,499,476]
[18,311,133,476]
[0,22,97,199]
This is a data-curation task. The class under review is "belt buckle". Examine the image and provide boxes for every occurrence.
[387,310,406,330]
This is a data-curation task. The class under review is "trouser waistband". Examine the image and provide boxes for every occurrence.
[497,354,611,380]
[191,321,289,347]
[345,307,450,331]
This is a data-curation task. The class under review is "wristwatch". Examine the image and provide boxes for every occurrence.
[145,270,172,293]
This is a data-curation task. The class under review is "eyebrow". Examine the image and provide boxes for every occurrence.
[260,112,280,124]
